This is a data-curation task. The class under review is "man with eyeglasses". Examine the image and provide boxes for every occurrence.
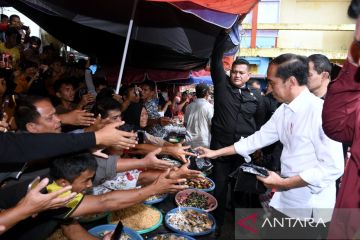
[209,32,266,237]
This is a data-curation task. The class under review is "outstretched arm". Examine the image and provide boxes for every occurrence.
[211,32,230,86]
[0,178,76,234]
[70,169,188,217]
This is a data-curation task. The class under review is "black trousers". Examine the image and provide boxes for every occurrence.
[211,156,243,227]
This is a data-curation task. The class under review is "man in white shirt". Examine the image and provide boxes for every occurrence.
[197,54,343,231]
[184,84,214,148]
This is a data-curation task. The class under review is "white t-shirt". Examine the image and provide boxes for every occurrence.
[184,98,214,148]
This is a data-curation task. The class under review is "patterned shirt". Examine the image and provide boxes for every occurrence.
[144,99,167,137]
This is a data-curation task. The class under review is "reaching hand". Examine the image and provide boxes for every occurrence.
[143,148,173,170]
[18,178,77,215]
[151,169,188,194]
[169,162,201,179]
[256,171,283,189]
[78,93,95,109]
[164,145,196,163]
[112,94,123,103]
[95,121,137,149]
[60,110,96,126]
[85,114,106,132]
[195,146,218,159]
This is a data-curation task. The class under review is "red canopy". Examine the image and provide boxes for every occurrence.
[149,0,259,15]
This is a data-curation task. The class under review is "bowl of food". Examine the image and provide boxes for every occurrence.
[144,193,168,205]
[165,207,216,236]
[184,177,215,192]
[108,204,163,234]
[149,233,196,240]
[175,189,217,212]
[88,224,143,240]
[47,228,67,240]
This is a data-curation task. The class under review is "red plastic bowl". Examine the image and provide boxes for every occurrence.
[175,189,218,212]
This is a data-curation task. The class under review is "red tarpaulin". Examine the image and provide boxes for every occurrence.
[149,0,259,15]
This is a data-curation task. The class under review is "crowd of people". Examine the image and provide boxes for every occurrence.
[0,0,359,239]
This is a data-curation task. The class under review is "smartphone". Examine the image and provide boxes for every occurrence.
[239,163,269,177]
[27,176,40,192]
[110,221,123,240]
[137,130,145,144]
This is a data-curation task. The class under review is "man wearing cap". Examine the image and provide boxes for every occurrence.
[184,83,213,148]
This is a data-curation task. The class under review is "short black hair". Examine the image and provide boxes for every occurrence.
[308,54,332,77]
[92,97,121,119]
[181,91,189,97]
[348,0,360,18]
[50,153,98,183]
[248,79,260,86]
[232,58,250,70]
[141,80,156,91]
[270,53,309,86]
[29,36,41,46]
[9,14,19,22]
[53,78,75,94]
[93,77,108,89]
[96,87,115,102]
[1,14,8,21]
[14,95,48,131]
[195,83,210,98]
[119,84,135,98]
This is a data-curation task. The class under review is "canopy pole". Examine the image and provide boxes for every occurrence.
[115,0,139,94]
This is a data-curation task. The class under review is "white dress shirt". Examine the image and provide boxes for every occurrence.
[234,88,344,221]
[184,98,214,148]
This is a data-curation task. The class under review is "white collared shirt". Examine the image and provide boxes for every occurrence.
[184,98,214,148]
[234,88,344,221]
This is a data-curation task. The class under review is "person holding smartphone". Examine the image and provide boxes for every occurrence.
[198,53,344,239]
